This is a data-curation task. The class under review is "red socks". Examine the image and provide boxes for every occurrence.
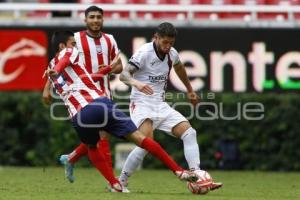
[68,139,113,168]
[68,140,116,185]
[141,138,183,172]
[68,143,88,164]
[87,147,119,185]
[97,139,113,171]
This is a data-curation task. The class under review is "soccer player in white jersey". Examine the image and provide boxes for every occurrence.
[119,22,222,192]
[45,30,199,192]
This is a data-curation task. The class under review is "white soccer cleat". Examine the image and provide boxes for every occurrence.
[175,170,198,182]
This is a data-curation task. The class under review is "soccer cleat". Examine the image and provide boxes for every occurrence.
[106,178,130,193]
[106,182,123,193]
[59,154,75,183]
[192,169,223,191]
[210,182,223,191]
[119,179,130,193]
[175,170,198,182]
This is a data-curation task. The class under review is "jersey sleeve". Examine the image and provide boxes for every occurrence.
[54,48,78,73]
[128,49,145,70]
[69,47,79,64]
[170,47,180,66]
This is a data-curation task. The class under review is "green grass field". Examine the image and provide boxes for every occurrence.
[0,167,299,200]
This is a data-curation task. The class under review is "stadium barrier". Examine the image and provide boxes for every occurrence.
[1,3,300,26]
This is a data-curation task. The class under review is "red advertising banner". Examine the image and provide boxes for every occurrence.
[0,30,48,90]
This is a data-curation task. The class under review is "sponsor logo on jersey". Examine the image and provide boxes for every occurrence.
[148,75,167,83]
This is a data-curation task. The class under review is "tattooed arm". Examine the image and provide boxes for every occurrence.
[120,63,153,95]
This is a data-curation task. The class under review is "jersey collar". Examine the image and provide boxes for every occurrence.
[85,31,102,39]
[153,42,165,61]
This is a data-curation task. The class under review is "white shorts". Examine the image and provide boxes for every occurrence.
[129,101,188,136]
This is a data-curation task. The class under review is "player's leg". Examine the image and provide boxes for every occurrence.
[119,119,153,191]
[98,131,113,172]
[87,141,120,189]
[124,130,198,182]
[59,142,88,183]
[71,100,121,191]
[172,121,201,171]
[67,143,88,164]
[171,115,222,190]
[157,104,201,171]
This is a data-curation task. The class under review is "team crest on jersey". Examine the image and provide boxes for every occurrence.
[96,45,102,54]
[150,59,160,66]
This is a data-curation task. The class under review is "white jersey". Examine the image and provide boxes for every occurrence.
[48,47,103,117]
[129,42,180,102]
[74,31,119,99]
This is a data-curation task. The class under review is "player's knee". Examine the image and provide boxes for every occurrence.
[99,131,110,140]
[180,127,197,140]
[125,130,145,146]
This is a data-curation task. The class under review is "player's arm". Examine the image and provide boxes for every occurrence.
[119,63,153,95]
[110,36,123,74]
[110,56,123,74]
[173,61,199,106]
[92,53,123,81]
[46,49,75,78]
[42,79,52,105]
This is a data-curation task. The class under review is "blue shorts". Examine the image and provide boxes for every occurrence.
[72,97,137,146]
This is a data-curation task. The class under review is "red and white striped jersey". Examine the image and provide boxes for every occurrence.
[74,31,119,99]
[48,47,104,117]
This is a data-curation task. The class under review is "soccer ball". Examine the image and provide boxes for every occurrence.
[187,170,212,195]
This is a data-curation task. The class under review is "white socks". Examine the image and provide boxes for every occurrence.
[181,127,201,170]
[119,146,147,184]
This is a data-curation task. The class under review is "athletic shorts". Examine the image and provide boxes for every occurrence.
[129,101,187,136]
[72,97,137,145]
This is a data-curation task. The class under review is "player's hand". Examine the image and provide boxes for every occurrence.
[136,82,154,95]
[187,91,199,107]
[42,88,52,105]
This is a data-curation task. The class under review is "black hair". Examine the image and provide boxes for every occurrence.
[156,22,177,38]
[84,6,103,17]
[51,30,74,53]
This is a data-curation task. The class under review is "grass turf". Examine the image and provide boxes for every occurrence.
[0,167,299,200]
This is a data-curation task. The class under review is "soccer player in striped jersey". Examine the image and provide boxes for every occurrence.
[45,30,199,192]
[119,22,222,192]
[43,6,121,183]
